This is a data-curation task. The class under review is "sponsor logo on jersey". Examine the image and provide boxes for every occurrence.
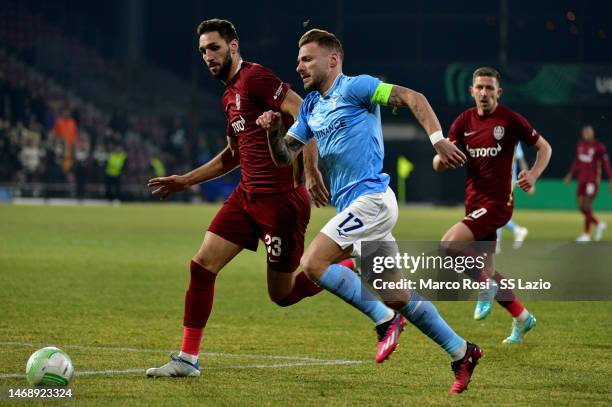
[493,126,505,140]
[464,131,477,137]
[578,148,595,163]
[466,143,502,158]
[235,94,241,111]
[273,83,284,100]
[231,115,246,134]
[313,119,347,139]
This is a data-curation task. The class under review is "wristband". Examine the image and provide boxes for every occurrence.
[429,130,444,145]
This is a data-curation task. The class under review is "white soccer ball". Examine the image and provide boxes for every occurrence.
[26,347,74,386]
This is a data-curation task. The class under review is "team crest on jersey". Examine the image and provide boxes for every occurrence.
[493,126,505,140]
[235,94,241,111]
[330,96,340,109]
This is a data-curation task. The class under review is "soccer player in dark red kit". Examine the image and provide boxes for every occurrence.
[145,19,360,377]
[434,67,552,344]
[564,124,612,242]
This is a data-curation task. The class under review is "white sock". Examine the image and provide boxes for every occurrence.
[451,340,468,362]
[515,309,529,323]
[178,351,198,364]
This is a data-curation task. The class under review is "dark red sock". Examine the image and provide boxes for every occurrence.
[275,271,323,307]
[181,260,217,355]
[582,208,592,233]
[463,267,488,283]
[338,257,356,271]
[587,210,599,226]
[492,271,525,317]
[502,299,525,318]
[181,327,203,357]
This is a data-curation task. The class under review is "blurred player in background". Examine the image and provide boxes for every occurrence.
[434,67,552,343]
[563,124,612,242]
[258,29,482,394]
[146,19,355,378]
[495,142,530,254]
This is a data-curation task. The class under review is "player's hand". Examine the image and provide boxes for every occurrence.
[517,169,537,192]
[256,110,282,133]
[147,175,190,200]
[433,139,466,169]
[305,167,329,207]
[563,175,571,185]
[527,185,536,195]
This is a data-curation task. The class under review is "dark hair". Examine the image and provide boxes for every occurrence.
[298,29,344,60]
[196,19,239,43]
[473,66,501,87]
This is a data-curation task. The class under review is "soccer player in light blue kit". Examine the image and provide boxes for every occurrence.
[257,29,481,394]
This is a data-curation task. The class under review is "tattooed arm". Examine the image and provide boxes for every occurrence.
[386,86,442,136]
[256,110,305,167]
[384,85,466,168]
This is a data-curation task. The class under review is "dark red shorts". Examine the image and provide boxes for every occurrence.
[577,181,599,198]
[462,202,513,241]
[208,185,311,272]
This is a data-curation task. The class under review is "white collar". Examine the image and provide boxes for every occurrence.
[234,59,243,76]
[321,73,343,98]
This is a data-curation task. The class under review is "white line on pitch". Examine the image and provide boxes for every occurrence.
[0,360,363,379]
[0,342,365,365]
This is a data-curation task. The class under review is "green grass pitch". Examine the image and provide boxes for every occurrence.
[0,204,610,406]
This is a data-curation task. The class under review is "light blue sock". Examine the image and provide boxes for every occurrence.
[505,220,516,232]
[400,292,466,360]
[318,264,393,325]
[496,228,503,241]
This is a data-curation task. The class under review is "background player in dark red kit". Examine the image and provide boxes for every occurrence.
[564,125,612,242]
[434,67,552,344]
[145,19,351,377]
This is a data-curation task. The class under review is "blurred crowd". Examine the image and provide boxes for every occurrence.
[0,49,238,202]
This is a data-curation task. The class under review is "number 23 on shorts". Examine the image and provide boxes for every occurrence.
[264,234,282,257]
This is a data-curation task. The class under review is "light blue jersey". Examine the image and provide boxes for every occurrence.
[513,142,524,183]
[288,74,390,212]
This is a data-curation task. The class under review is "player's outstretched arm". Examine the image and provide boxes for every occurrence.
[256,110,304,167]
[147,137,240,200]
[563,153,577,184]
[563,159,577,184]
[385,85,466,168]
[279,90,329,206]
[599,145,612,192]
[303,140,330,207]
[517,136,552,192]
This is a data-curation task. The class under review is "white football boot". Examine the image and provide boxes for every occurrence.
[146,353,200,377]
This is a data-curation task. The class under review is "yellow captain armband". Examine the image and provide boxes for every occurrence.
[370,82,394,106]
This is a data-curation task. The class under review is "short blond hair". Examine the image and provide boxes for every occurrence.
[298,29,344,59]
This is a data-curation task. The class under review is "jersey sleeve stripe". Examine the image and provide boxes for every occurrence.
[286,130,308,145]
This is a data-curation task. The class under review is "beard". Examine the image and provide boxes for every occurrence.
[210,52,233,81]
[303,76,320,92]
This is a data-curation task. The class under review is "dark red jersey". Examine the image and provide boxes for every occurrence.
[448,105,540,208]
[222,61,303,193]
[567,140,612,183]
